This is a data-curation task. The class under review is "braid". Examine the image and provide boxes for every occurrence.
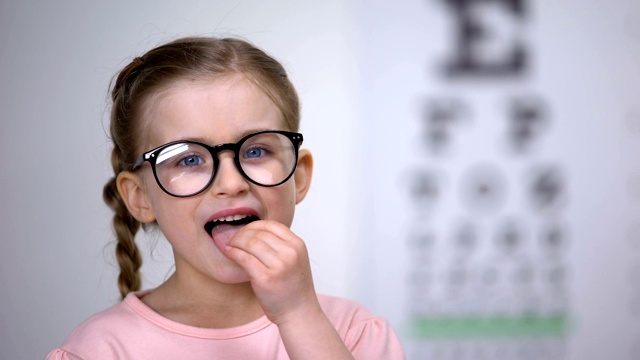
[103,148,143,300]
[104,54,149,300]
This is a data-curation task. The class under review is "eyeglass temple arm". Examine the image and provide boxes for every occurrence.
[131,152,153,171]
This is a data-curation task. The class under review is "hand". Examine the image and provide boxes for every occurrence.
[226,220,354,359]
[224,220,320,325]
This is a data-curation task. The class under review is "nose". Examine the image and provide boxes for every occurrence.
[209,151,250,197]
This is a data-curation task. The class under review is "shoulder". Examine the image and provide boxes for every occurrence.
[317,295,406,359]
[56,293,152,358]
[317,294,390,336]
[317,294,376,328]
[59,301,130,349]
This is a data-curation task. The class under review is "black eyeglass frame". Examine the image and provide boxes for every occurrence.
[130,130,304,198]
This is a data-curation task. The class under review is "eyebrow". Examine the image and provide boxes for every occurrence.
[177,127,281,145]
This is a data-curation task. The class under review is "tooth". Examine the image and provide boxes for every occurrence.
[213,214,250,223]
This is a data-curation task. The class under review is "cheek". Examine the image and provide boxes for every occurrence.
[140,171,159,197]
[144,184,200,237]
[264,184,297,225]
[154,203,201,248]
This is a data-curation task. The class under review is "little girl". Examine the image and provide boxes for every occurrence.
[46,36,405,359]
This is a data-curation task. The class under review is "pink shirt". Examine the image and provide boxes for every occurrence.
[47,291,405,359]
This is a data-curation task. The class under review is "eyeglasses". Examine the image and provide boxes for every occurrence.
[131,130,303,197]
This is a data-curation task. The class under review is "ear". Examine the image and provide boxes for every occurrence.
[116,171,156,223]
[293,149,313,204]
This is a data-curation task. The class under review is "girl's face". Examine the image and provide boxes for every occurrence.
[118,75,312,285]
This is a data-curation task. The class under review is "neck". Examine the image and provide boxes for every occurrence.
[141,270,264,328]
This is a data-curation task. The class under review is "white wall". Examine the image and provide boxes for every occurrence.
[0,1,360,359]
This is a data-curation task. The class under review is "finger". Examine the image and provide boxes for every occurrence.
[238,221,309,262]
[231,219,307,256]
[228,229,282,268]
[229,226,308,275]
[223,245,272,280]
[241,220,300,245]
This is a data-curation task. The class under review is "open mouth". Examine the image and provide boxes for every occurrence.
[204,214,260,237]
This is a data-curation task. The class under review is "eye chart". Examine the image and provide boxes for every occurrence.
[356,1,640,359]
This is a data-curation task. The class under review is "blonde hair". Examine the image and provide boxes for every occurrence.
[102,36,301,300]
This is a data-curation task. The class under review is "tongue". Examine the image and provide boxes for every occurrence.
[210,224,246,256]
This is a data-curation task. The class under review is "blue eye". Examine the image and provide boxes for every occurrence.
[179,155,204,167]
[244,147,266,159]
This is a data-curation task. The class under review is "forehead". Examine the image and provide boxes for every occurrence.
[139,75,285,149]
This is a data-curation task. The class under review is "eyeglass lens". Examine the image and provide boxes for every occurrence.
[153,132,297,196]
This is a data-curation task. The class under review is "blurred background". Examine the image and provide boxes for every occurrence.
[1,1,639,359]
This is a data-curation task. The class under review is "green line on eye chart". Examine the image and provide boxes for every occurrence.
[411,314,569,339]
